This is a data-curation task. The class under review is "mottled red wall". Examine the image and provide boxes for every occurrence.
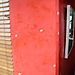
[10,0,59,75]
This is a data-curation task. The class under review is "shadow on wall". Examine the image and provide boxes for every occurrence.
[59,0,75,75]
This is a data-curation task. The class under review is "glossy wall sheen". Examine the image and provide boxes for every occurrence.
[10,0,59,75]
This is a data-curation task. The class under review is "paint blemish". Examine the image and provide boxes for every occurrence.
[31,3,37,9]
[57,11,60,15]
[43,54,50,65]
[15,34,18,37]
[31,24,38,29]
[18,72,21,75]
[27,1,38,9]
[42,5,50,12]
[53,64,56,68]
[39,29,44,32]
[58,32,59,35]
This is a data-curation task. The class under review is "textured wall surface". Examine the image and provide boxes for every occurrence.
[10,0,59,75]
